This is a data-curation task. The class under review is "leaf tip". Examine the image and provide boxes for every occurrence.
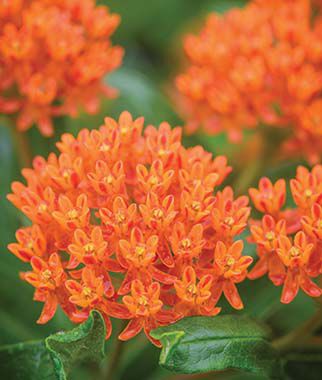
[150,329,185,365]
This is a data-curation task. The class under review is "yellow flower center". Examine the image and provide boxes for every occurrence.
[116,212,126,223]
[158,148,166,157]
[84,243,95,254]
[100,143,110,152]
[62,170,70,179]
[191,201,201,211]
[265,231,275,241]
[181,238,191,249]
[152,208,163,219]
[83,287,92,298]
[226,257,235,267]
[138,296,148,306]
[289,247,300,257]
[104,175,113,185]
[120,126,129,135]
[67,209,78,219]
[38,203,47,212]
[224,216,234,226]
[26,241,33,249]
[149,175,158,185]
[305,189,313,198]
[135,246,146,258]
[187,284,197,296]
[42,269,52,281]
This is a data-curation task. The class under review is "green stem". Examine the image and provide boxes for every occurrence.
[103,321,127,380]
[272,306,322,353]
[234,158,263,195]
[10,123,32,168]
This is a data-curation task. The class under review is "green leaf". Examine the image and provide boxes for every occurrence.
[107,67,180,125]
[151,315,281,378]
[0,340,56,380]
[46,310,106,379]
[0,310,106,380]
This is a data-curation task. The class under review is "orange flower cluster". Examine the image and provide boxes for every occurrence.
[248,165,322,303]
[7,111,253,346]
[0,0,123,136]
[176,0,322,163]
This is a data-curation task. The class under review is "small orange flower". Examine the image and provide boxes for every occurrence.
[66,268,105,309]
[46,153,83,192]
[68,227,108,267]
[118,228,158,271]
[249,178,286,217]
[302,203,322,240]
[99,196,138,238]
[135,159,174,201]
[248,215,287,285]
[88,160,126,200]
[180,183,215,223]
[179,161,219,194]
[139,192,177,232]
[174,266,221,317]
[24,253,65,291]
[119,280,181,346]
[53,194,89,231]
[23,253,66,324]
[290,165,322,212]
[145,122,182,169]
[66,267,129,338]
[213,241,253,310]
[211,187,250,243]
[8,185,56,224]
[170,222,205,263]
[277,232,321,303]
[8,225,46,262]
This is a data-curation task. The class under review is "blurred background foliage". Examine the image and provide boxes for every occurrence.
[0,1,315,379]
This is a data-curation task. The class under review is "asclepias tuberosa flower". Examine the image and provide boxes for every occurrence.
[175,0,322,163]
[7,111,255,346]
[0,0,123,136]
[248,165,322,303]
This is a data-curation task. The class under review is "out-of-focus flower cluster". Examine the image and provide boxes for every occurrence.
[7,111,254,346]
[248,165,322,303]
[0,0,123,136]
[176,0,322,163]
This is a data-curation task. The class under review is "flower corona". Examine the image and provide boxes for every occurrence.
[8,111,253,345]
[0,0,123,136]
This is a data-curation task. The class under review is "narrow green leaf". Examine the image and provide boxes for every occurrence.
[151,315,281,378]
[0,310,106,380]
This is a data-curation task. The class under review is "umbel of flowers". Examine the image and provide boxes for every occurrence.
[0,0,123,136]
[248,165,322,303]
[8,111,254,346]
[176,0,322,163]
